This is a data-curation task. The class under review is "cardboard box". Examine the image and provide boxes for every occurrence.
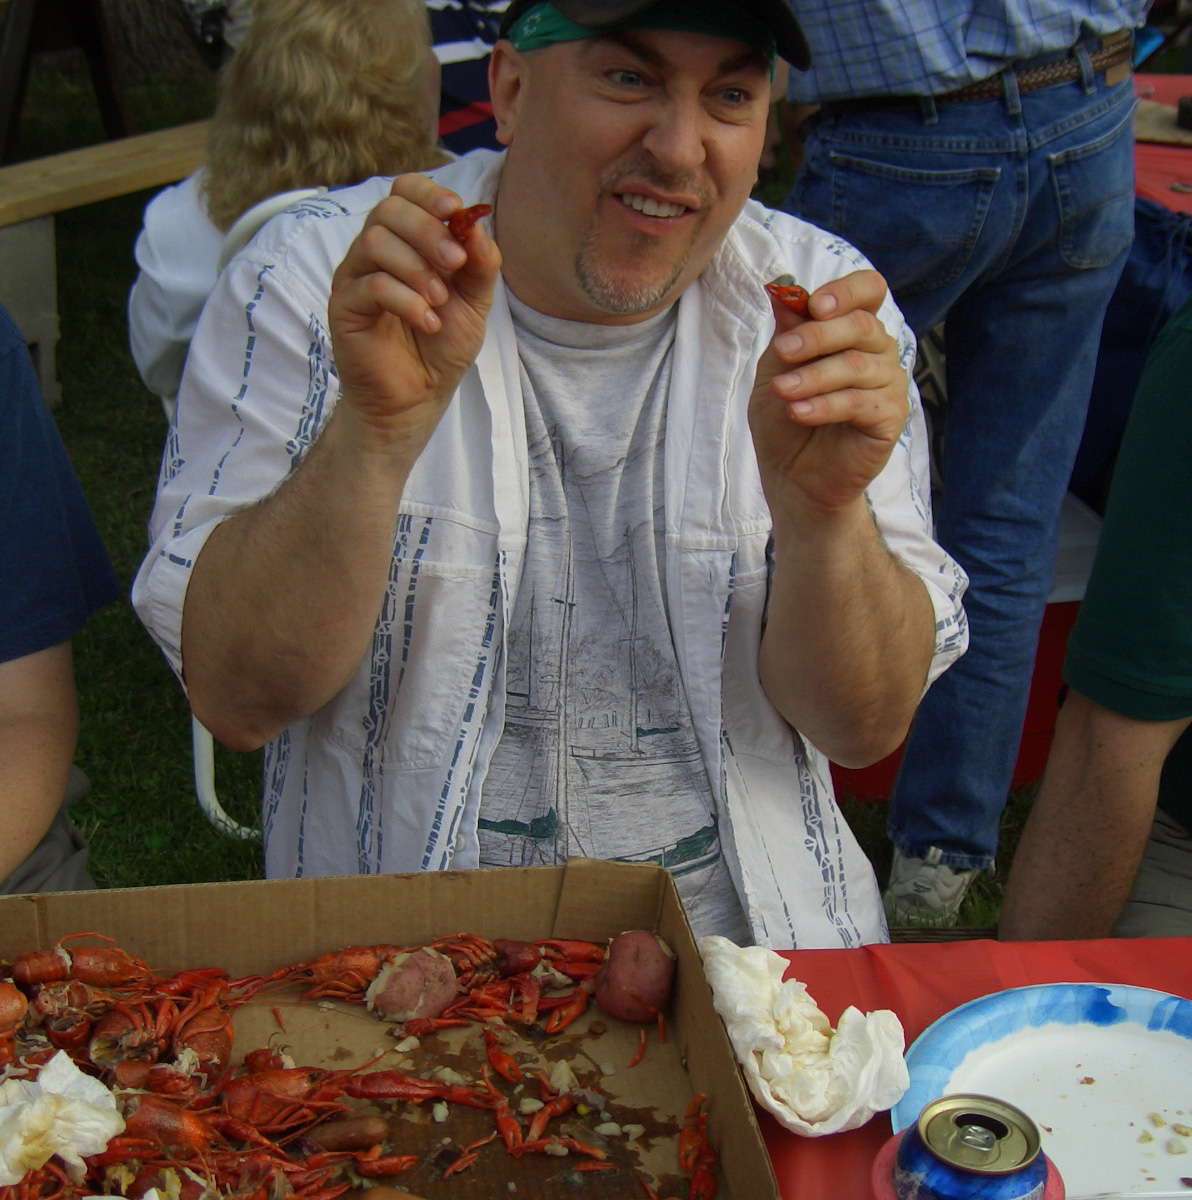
[0,859,779,1200]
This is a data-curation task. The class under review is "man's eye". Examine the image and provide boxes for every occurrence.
[609,68,646,88]
[718,87,750,106]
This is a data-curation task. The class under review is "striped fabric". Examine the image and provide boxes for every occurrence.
[429,0,509,153]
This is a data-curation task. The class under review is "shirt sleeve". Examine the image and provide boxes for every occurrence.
[131,242,342,685]
[127,173,225,400]
[0,311,122,664]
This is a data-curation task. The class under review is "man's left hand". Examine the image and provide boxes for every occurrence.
[749,269,909,518]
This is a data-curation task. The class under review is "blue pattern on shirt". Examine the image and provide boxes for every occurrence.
[786,0,1151,101]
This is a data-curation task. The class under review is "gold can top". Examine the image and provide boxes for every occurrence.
[918,1094,1043,1175]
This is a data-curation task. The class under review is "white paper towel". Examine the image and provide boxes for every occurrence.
[700,935,910,1136]
[0,1051,124,1184]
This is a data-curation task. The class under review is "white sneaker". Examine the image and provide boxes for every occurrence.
[883,847,981,927]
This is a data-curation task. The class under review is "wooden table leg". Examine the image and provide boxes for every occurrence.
[1,0,132,162]
[0,0,36,162]
[65,0,132,141]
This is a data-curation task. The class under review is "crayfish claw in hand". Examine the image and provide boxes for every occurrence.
[444,203,492,243]
[765,275,811,316]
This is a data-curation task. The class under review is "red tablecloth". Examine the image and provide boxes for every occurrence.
[761,937,1192,1199]
[1135,73,1192,214]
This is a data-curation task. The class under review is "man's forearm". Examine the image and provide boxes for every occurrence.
[1000,694,1190,940]
[759,496,935,767]
[181,403,420,751]
[0,644,79,880]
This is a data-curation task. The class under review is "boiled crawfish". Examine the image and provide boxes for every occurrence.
[0,980,27,1067]
[11,932,157,990]
[266,944,402,1002]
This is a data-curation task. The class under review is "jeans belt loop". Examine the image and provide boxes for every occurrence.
[1075,42,1096,93]
[1001,67,1022,116]
[918,95,940,125]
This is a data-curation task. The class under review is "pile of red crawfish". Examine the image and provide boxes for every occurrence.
[0,931,717,1200]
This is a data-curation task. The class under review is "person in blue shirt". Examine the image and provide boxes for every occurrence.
[0,305,122,892]
[779,0,1150,925]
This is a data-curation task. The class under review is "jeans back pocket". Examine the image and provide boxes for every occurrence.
[830,151,1001,296]
[1050,106,1137,270]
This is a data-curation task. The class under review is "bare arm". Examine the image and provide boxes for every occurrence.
[749,271,936,766]
[181,175,503,751]
[999,690,1191,940]
[0,643,79,880]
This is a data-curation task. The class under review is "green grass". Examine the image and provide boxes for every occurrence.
[837,788,1037,929]
[21,48,1039,921]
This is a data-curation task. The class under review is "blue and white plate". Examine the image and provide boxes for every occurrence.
[892,983,1192,1197]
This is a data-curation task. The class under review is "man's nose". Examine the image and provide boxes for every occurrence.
[641,100,708,173]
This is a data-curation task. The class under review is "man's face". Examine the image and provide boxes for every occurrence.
[490,27,772,323]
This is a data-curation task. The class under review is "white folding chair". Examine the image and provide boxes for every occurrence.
[216,186,326,272]
[192,717,258,839]
[170,186,326,838]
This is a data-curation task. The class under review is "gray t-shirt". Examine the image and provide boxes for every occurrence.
[479,294,750,942]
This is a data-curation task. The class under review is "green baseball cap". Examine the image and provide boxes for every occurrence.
[499,0,811,69]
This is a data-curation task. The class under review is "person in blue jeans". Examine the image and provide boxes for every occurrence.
[781,0,1149,924]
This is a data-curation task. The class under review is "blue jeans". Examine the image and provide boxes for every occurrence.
[786,67,1137,868]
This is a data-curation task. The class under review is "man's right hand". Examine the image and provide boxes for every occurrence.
[328,173,503,447]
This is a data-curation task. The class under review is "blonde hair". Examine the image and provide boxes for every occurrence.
[202,0,449,232]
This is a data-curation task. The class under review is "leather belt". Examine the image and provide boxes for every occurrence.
[822,32,1133,115]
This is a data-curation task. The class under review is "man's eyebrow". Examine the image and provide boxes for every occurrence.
[582,30,770,78]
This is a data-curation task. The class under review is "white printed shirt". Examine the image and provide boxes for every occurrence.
[133,150,968,949]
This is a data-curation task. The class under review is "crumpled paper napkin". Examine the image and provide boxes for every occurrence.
[0,1050,124,1184]
[700,935,909,1136]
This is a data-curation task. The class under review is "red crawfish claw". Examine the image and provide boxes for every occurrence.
[765,276,811,316]
[445,203,493,243]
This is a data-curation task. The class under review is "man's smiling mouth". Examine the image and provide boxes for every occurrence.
[620,193,688,218]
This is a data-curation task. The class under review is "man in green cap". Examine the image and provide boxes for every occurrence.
[135,0,967,948]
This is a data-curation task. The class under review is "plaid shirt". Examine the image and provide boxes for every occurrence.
[786,0,1152,101]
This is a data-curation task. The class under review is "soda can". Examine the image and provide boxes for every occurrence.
[889,1094,1061,1200]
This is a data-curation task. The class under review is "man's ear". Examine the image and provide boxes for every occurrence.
[489,41,526,147]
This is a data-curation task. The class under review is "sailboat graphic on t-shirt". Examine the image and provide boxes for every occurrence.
[480,498,719,877]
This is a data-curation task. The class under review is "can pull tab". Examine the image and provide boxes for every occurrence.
[957,1122,999,1155]
[918,1097,1042,1174]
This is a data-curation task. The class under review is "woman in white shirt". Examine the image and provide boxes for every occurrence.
[129,0,449,401]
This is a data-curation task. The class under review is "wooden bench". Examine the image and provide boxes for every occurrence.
[0,119,209,404]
